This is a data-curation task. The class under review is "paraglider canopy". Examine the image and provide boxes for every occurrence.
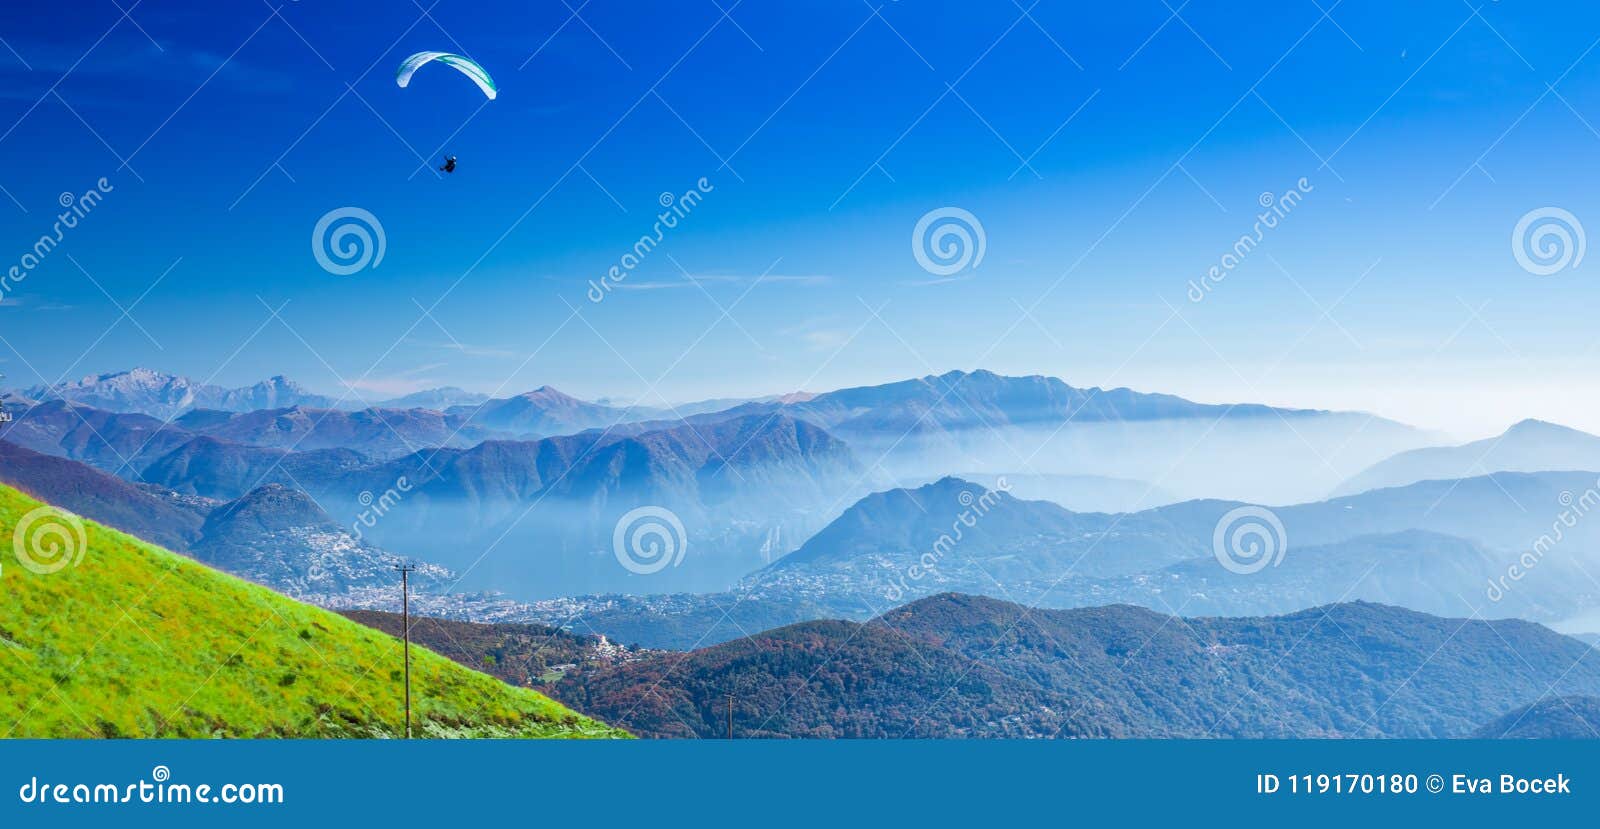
[396,52,497,100]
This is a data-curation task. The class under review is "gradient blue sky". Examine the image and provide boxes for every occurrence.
[2,1,1599,437]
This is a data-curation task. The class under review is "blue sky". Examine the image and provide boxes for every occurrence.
[2,0,1599,436]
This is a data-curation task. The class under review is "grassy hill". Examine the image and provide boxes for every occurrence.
[0,483,626,738]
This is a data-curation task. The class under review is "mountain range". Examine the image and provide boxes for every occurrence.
[539,469,1600,649]
[9,366,1600,613]
[444,386,635,437]
[770,468,1600,591]
[24,368,344,419]
[320,413,879,596]
[1332,418,1600,496]
[0,440,447,603]
[9,366,1600,743]
[0,401,879,596]
[555,592,1600,739]
[569,369,1433,505]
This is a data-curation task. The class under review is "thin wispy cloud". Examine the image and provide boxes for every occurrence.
[344,363,449,397]
[407,338,520,359]
[615,273,833,291]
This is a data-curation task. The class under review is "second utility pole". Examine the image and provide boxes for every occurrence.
[395,563,417,739]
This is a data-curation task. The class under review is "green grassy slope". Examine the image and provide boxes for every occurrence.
[0,483,627,738]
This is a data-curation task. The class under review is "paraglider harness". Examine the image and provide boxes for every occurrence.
[440,155,457,174]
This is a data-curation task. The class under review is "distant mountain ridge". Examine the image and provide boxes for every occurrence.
[0,439,206,551]
[174,404,504,459]
[1333,419,1600,496]
[445,386,633,437]
[0,440,448,604]
[653,369,1428,505]
[1,397,498,470]
[761,368,1323,429]
[557,470,1600,650]
[23,368,343,418]
[321,413,880,597]
[8,367,1432,505]
[2,396,884,597]
[378,387,490,410]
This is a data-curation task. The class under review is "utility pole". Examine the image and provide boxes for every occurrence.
[394,563,417,739]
